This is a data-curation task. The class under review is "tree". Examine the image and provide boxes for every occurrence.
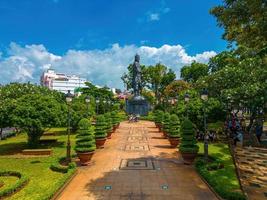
[164,80,191,98]
[180,61,209,83]
[12,94,66,147]
[0,99,16,139]
[208,51,239,73]
[210,0,267,53]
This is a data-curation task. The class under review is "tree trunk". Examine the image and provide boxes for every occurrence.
[0,128,2,140]
[27,128,43,148]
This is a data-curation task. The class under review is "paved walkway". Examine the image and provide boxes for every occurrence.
[58,121,218,200]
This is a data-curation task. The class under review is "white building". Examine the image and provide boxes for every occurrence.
[40,69,87,94]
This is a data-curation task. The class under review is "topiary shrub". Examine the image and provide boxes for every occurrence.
[0,171,29,198]
[75,118,96,153]
[154,110,161,125]
[104,112,113,133]
[50,157,76,173]
[111,111,120,127]
[179,118,199,153]
[95,115,107,139]
[169,114,180,138]
[163,112,171,135]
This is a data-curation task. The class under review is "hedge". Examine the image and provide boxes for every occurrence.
[195,157,246,200]
[50,157,76,173]
[0,171,29,198]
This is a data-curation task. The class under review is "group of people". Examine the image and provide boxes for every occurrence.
[196,131,216,142]
[128,114,139,123]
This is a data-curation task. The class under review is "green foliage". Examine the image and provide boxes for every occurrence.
[180,61,209,83]
[164,80,191,98]
[168,114,180,137]
[154,110,164,125]
[50,157,76,174]
[95,115,107,139]
[111,111,120,126]
[210,0,267,52]
[75,118,96,152]
[195,157,246,200]
[162,113,171,134]
[179,119,199,153]
[12,94,66,147]
[104,113,113,133]
[0,171,29,198]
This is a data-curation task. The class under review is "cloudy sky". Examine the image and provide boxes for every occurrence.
[0,0,226,89]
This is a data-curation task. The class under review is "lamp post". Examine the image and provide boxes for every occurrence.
[85,96,90,117]
[65,90,73,163]
[201,88,209,162]
[184,93,190,118]
[96,98,100,114]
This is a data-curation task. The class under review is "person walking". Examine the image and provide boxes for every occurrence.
[255,119,263,143]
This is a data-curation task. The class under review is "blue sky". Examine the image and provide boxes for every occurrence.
[0,0,227,88]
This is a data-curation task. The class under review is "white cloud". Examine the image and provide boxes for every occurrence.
[149,13,160,21]
[0,42,216,89]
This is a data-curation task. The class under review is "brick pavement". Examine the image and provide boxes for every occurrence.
[57,121,218,200]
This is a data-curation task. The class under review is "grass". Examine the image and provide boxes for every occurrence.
[196,142,245,199]
[0,128,76,200]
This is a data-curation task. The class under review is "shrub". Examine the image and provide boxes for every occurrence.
[154,110,164,125]
[0,171,29,198]
[50,157,76,173]
[163,113,171,134]
[75,118,96,153]
[95,115,107,139]
[104,112,113,133]
[111,111,120,126]
[169,114,180,138]
[195,157,246,200]
[179,118,199,153]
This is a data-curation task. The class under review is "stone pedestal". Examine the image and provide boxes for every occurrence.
[126,96,149,116]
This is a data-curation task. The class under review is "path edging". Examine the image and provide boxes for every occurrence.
[50,169,78,200]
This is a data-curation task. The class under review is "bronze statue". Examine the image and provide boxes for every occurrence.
[132,54,142,96]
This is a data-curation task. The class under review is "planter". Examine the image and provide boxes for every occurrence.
[168,137,180,147]
[77,151,94,165]
[96,138,107,148]
[180,152,197,164]
[107,131,112,139]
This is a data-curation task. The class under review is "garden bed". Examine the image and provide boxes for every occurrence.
[195,143,246,200]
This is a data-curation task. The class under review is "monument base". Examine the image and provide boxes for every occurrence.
[126,96,149,116]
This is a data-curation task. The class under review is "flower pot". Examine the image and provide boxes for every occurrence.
[96,138,107,148]
[180,152,197,164]
[168,137,180,147]
[77,151,94,166]
[107,131,112,139]
[113,126,116,132]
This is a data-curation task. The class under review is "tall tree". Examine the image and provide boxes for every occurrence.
[180,61,209,83]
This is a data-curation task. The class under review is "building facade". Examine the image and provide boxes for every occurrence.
[40,69,87,94]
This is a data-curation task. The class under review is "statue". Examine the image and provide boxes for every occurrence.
[132,54,142,97]
[126,54,149,116]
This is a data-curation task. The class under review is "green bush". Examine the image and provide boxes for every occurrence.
[163,113,171,134]
[0,171,29,198]
[111,111,120,126]
[50,157,76,173]
[169,114,180,138]
[179,118,199,153]
[75,118,96,153]
[104,112,113,133]
[195,157,246,200]
[154,110,164,125]
[95,115,107,139]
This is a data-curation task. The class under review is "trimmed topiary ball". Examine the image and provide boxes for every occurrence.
[95,115,108,139]
[154,110,163,125]
[179,118,199,153]
[163,112,171,134]
[169,114,180,138]
[75,118,96,153]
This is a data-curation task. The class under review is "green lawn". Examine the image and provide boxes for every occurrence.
[0,128,76,200]
[196,142,245,199]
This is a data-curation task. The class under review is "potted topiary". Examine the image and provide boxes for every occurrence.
[158,110,164,131]
[154,110,161,128]
[111,111,120,131]
[104,112,113,139]
[75,118,96,165]
[162,113,171,138]
[168,114,181,147]
[95,115,108,148]
[179,118,199,164]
